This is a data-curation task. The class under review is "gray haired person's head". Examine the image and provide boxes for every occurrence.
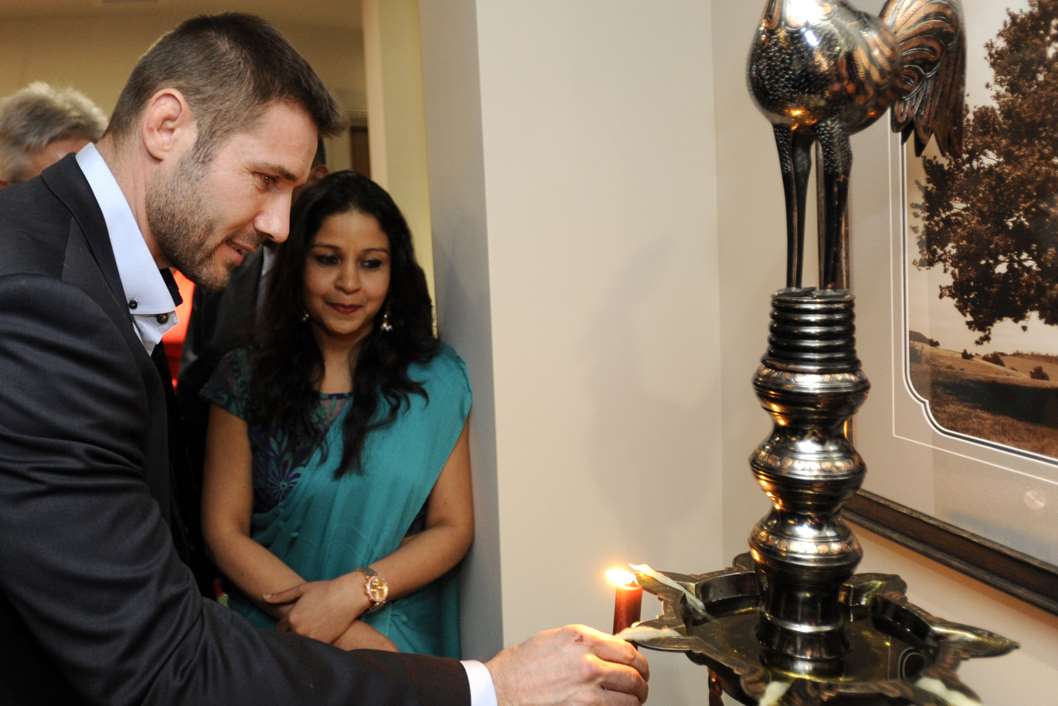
[0,82,107,183]
[106,13,343,165]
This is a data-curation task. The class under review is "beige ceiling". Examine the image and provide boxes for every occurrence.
[0,0,361,29]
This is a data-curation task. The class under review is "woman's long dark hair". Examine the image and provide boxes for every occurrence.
[250,170,439,475]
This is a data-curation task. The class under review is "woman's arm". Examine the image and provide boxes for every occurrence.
[332,621,399,652]
[269,421,475,639]
[369,420,475,599]
[200,404,304,619]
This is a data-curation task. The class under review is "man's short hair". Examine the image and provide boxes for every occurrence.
[0,82,107,183]
[106,13,343,163]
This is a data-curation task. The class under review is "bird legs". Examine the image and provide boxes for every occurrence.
[816,118,852,290]
[772,119,852,291]
[773,124,814,289]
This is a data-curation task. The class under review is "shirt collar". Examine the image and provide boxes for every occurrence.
[76,143,177,353]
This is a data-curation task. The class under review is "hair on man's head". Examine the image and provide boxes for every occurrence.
[0,82,106,183]
[106,12,343,163]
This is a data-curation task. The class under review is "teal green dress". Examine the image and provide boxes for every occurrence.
[201,344,471,657]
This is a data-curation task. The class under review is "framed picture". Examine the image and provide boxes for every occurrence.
[845,0,1058,615]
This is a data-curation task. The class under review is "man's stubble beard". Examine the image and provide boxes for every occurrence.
[145,153,229,290]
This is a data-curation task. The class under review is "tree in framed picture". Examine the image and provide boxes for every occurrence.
[848,0,1058,617]
[907,0,1058,462]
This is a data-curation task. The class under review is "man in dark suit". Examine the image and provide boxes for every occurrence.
[0,13,648,706]
[0,80,211,598]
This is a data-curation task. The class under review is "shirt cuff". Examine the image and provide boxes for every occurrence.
[461,660,498,706]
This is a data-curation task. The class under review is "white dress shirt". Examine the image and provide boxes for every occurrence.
[74,143,498,705]
[462,659,498,706]
[75,144,176,355]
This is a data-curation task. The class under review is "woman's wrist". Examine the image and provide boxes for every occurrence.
[361,566,390,613]
[338,570,374,616]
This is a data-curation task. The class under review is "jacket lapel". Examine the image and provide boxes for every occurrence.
[42,155,177,523]
[41,155,147,360]
[42,156,124,303]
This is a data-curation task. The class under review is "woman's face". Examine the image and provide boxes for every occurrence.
[303,209,391,349]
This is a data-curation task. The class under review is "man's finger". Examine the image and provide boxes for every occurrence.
[587,633,650,679]
[591,657,649,703]
[262,584,304,604]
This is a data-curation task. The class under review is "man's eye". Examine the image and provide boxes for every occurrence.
[256,174,278,189]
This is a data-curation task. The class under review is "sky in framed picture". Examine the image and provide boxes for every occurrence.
[886,0,1058,564]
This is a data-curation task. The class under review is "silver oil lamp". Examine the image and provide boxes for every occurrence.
[627,2,1018,703]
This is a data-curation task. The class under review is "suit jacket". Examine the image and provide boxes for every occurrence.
[155,337,218,599]
[0,155,470,706]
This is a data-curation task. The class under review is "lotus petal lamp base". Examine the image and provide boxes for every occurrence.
[629,556,1017,705]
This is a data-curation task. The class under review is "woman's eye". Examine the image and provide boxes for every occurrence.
[314,254,340,266]
[361,258,385,270]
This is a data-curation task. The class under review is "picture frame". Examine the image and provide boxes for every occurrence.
[845,0,1058,616]
[845,491,1058,614]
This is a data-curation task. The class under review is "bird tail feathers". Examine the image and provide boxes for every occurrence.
[883,0,966,156]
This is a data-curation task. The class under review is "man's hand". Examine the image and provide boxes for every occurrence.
[486,625,649,706]
[263,574,370,644]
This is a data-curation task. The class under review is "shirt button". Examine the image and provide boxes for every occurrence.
[156,313,170,324]
[128,300,138,310]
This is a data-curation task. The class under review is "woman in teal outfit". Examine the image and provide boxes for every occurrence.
[201,171,473,656]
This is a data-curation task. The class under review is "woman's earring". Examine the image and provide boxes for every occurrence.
[300,310,310,323]
[380,309,393,333]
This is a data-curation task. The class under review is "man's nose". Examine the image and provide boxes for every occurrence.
[256,194,292,244]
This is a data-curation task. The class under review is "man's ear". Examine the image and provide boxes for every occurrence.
[141,89,196,162]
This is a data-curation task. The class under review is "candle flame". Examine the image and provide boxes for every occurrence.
[606,567,638,588]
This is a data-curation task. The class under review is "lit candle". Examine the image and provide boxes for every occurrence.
[606,567,643,634]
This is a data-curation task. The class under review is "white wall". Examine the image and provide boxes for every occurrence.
[420,1,724,702]
[419,0,504,661]
[0,13,365,171]
[711,2,1058,705]
[362,0,435,295]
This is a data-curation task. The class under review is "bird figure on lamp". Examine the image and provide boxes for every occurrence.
[748,0,965,290]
